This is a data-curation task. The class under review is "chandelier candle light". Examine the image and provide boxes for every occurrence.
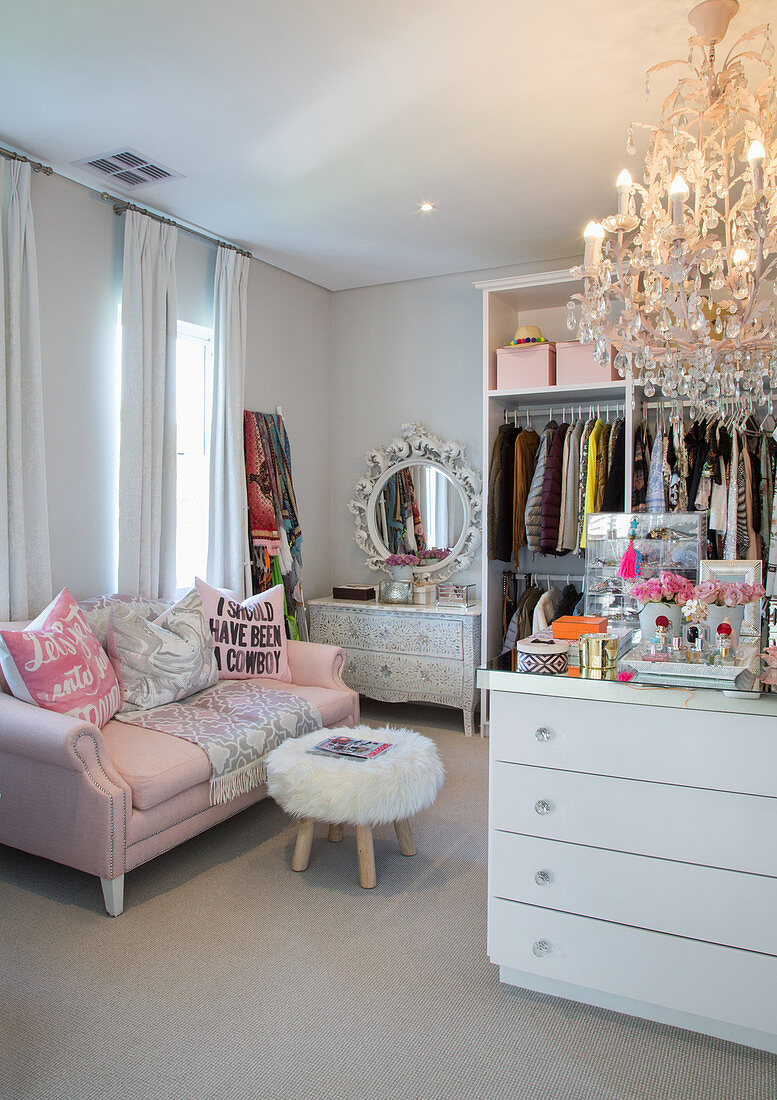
[570,0,777,420]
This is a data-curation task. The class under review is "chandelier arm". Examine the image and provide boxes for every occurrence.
[741,234,766,326]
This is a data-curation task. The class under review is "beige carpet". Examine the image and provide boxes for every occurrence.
[1,699,775,1100]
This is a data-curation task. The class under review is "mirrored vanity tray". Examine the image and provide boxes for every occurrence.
[621,641,760,694]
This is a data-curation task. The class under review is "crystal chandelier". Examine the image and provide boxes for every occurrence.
[570,0,777,420]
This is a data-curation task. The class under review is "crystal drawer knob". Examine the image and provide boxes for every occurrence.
[534,870,552,885]
[535,727,553,742]
[534,799,552,816]
[532,940,552,958]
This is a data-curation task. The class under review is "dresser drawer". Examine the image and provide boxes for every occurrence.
[342,649,463,702]
[310,609,464,660]
[491,831,777,955]
[490,690,777,796]
[491,761,777,877]
[489,898,777,1036]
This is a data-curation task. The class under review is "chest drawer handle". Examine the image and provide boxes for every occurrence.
[534,870,552,885]
[534,799,552,816]
[535,727,553,742]
[532,940,552,958]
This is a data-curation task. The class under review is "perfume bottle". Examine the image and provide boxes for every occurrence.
[670,635,688,662]
[713,622,736,666]
[649,616,670,653]
[684,623,709,649]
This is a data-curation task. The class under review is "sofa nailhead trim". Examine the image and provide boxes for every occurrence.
[73,733,128,876]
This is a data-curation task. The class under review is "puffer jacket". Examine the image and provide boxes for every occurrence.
[540,422,569,553]
[511,428,540,560]
[524,420,557,554]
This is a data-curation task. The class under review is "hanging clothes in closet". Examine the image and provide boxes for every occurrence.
[486,403,626,573]
[640,402,777,565]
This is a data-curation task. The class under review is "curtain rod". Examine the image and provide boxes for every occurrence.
[0,145,53,176]
[100,192,252,259]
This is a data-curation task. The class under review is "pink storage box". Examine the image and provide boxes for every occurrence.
[556,341,618,385]
[495,343,556,389]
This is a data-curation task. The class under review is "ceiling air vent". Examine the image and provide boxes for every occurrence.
[72,148,184,189]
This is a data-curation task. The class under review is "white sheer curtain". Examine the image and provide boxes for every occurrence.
[117,210,178,598]
[206,246,250,597]
[0,159,52,620]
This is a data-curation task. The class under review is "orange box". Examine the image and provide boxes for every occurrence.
[551,615,608,641]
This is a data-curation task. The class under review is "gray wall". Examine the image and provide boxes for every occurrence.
[244,261,332,601]
[30,171,332,602]
[330,270,484,591]
[329,258,578,595]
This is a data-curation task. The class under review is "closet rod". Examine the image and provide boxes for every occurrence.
[640,398,772,412]
[503,404,625,422]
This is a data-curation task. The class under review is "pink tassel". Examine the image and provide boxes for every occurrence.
[617,541,638,579]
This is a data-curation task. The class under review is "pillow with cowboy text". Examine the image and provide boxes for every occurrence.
[195,579,292,682]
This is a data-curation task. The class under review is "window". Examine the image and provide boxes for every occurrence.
[175,321,214,594]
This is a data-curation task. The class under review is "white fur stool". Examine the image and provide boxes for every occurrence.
[265,725,444,888]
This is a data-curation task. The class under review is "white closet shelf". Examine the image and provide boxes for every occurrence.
[489,380,627,403]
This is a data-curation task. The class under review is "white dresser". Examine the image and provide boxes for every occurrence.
[309,597,481,736]
[478,667,777,1054]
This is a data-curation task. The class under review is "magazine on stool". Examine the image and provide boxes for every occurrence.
[307,735,392,760]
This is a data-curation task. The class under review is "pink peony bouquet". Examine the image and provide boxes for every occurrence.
[630,571,695,607]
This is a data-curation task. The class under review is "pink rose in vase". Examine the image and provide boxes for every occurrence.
[721,583,746,607]
[693,579,720,605]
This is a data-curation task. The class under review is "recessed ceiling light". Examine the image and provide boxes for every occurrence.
[419,202,435,212]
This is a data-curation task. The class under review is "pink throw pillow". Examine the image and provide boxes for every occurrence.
[195,578,292,681]
[0,588,121,726]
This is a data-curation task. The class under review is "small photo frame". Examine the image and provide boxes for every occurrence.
[699,559,762,640]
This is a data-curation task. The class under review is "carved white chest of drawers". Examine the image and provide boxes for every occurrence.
[308,598,481,735]
[478,668,777,1054]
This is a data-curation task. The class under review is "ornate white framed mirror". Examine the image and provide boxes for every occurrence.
[349,422,481,582]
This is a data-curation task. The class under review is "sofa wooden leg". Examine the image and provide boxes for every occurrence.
[101,875,124,917]
[394,819,415,856]
[355,824,376,888]
[328,823,343,843]
[292,817,315,871]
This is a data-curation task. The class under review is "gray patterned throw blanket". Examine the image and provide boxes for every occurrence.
[117,680,322,806]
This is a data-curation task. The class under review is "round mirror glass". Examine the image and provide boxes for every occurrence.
[371,463,466,558]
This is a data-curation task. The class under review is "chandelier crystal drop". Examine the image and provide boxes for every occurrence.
[570,0,777,421]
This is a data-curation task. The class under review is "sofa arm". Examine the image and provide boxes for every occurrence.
[0,693,131,882]
[0,693,107,770]
[286,639,349,689]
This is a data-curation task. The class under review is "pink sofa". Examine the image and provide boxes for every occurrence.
[0,608,359,916]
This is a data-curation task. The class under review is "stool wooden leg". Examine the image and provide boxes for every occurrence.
[328,823,343,843]
[355,825,376,889]
[394,819,415,856]
[292,817,315,871]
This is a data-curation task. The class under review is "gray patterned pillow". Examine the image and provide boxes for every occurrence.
[108,589,218,712]
[81,594,174,648]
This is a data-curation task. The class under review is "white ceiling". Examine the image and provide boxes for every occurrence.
[1,0,773,290]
